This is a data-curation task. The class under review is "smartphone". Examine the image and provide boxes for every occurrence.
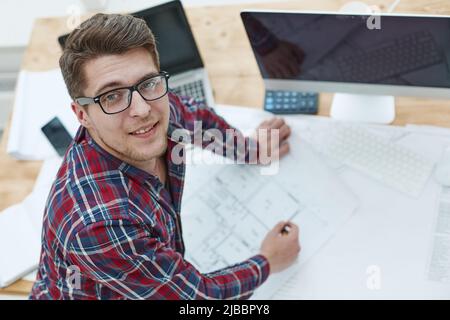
[41,117,73,157]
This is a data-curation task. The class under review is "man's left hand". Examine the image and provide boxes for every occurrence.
[251,117,291,163]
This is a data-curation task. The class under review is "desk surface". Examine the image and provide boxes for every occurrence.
[2,0,450,296]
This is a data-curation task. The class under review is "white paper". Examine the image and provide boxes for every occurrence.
[22,270,38,283]
[273,123,450,299]
[0,204,41,288]
[0,157,61,288]
[181,121,359,299]
[7,69,78,160]
[428,187,450,283]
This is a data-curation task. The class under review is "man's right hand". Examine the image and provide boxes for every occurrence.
[259,221,301,274]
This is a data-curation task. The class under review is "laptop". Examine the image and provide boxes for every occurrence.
[58,0,215,107]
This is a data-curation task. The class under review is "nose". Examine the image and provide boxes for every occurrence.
[128,90,151,117]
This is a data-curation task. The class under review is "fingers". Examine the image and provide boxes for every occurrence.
[279,124,291,141]
[270,221,288,235]
[265,117,286,130]
[255,117,292,160]
[278,141,290,158]
[267,142,290,160]
[282,223,300,245]
[266,118,291,141]
[271,221,300,238]
[271,117,285,129]
[259,117,284,129]
[284,221,299,236]
[266,117,278,126]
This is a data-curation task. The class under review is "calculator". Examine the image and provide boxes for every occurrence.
[264,90,318,114]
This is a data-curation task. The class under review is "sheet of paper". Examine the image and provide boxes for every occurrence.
[428,186,450,283]
[22,270,38,283]
[273,122,450,299]
[7,69,78,160]
[0,157,61,287]
[0,204,41,288]
[181,120,359,298]
[32,157,63,192]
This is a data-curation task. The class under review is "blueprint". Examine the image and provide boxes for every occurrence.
[181,132,359,299]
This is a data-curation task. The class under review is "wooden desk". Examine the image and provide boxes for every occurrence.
[1,0,450,297]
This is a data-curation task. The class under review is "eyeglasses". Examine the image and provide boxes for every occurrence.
[75,71,170,115]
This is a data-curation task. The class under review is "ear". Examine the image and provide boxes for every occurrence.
[71,102,92,128]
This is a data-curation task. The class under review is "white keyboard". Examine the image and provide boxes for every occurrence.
[319,124,435,197]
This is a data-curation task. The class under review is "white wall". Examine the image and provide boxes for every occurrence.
[0,0,277,47]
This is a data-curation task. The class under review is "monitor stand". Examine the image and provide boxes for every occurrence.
[330,1,395,124]
[330,93,395,124]
[339,1,373,13]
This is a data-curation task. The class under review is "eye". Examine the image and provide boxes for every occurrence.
[142,78,160,90]
[101,90,125,104]
[105,93,119,101]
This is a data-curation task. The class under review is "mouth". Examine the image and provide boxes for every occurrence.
[129,121,159,138]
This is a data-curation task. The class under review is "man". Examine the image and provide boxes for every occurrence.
[30,13,300,300]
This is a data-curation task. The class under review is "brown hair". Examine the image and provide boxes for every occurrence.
[59,13,160,99]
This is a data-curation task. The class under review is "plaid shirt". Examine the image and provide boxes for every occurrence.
[30,93,270,300]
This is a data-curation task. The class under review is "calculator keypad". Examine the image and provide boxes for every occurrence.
[265,90,318,114]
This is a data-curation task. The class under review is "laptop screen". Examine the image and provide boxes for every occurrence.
[133,0,204,75]
[58,1,204,76]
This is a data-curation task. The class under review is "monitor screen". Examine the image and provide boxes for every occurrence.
[133,1,204,75]
[241,11,450,89]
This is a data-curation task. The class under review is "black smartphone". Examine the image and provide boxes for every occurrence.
[41,117,73,157]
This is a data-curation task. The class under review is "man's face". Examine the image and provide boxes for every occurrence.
[72,48,170,166]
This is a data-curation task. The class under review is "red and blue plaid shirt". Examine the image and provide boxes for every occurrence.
[30,93,269,300]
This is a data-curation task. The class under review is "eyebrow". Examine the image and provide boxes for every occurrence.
[93,71,160,96]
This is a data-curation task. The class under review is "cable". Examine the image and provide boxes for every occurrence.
[388,0,401,13]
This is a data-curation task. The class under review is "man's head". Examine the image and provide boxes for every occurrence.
[60,13,170,167]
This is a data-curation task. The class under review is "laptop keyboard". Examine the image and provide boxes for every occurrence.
[337,31,443,83]
[170,80,207,104]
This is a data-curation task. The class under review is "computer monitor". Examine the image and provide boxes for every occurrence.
[241,10,450,123]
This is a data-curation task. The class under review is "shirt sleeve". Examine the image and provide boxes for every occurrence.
[68,219,270,300]
[169,93,259,163]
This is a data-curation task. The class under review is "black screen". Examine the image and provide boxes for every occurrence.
[41,117,73,157]
[241,12,450,88]
[132,0,204,74]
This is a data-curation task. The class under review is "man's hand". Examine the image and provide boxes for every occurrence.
[252,117,291,164]
[260,221,301,274]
